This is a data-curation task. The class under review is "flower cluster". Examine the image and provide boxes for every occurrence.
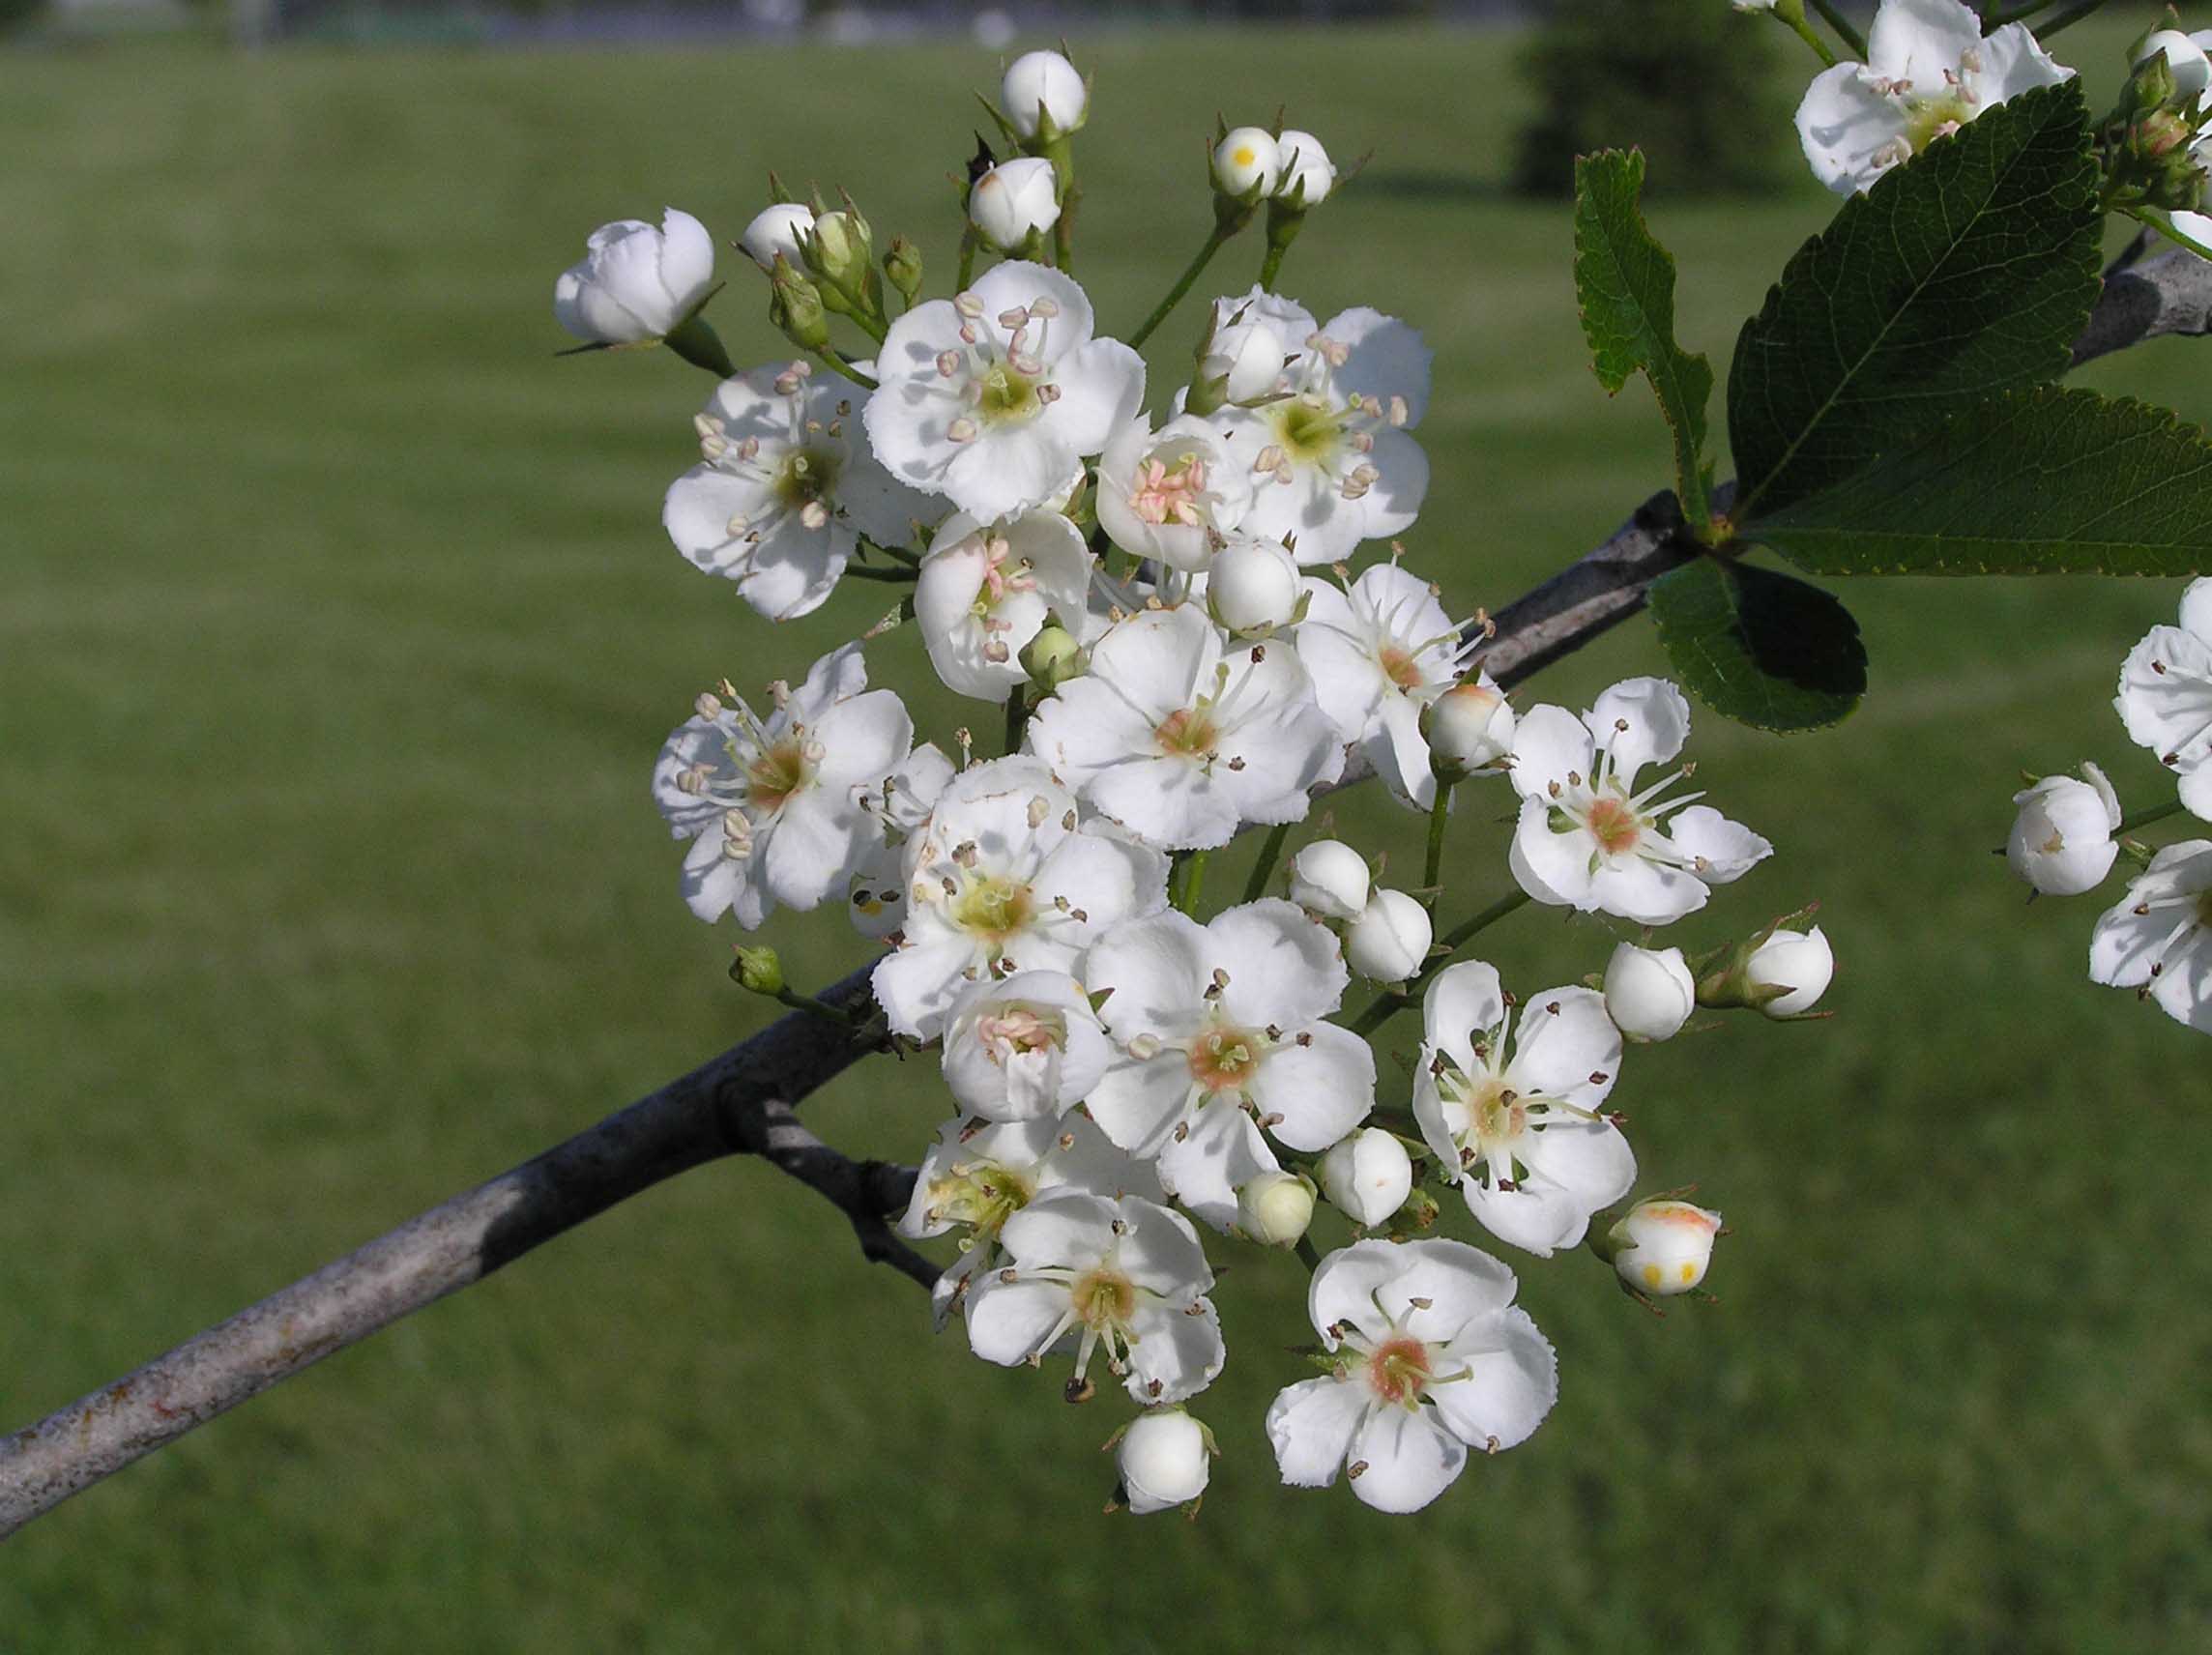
[567,48,1825,1518]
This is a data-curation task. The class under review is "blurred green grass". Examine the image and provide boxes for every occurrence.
[4,18,2211,1652]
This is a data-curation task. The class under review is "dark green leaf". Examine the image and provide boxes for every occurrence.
[1751,387,2212,576]
[1573,149,1713,527]
[1728,81,2100,524]
[1648,556,1867,731]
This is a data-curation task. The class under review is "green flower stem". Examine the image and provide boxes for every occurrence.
[2116,797,2189,837]
[1181,850,1209,915]
[823,346,876,389]
[1129,224,1232,350]
[1003,683,1027,758]
[1243,822,1293,904]
[774,987,857,1026]
[2126,208,2212,266]
[1806,0,1867,58]
[2026,0,2105,39]
[955,226,978,294]
[1046,136,1079,275]
[1294,1235,1323,1274]
[857,535,919,567]
[1779,9,1839,68]
[1346,888,1534,1036]
[1422,781,1455,912]
[843,562,919,585]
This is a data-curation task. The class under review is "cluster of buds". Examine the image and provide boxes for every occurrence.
[2101,29,2212,217]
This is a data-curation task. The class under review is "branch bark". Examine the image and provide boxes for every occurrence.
[1,248,2199,1537]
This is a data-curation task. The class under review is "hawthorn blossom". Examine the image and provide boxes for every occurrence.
[1602,943,1696,1042]
[1027,604,1344,851]
[900,1109,1161,1325]
[739,202,814,272]
[664,363,931,622]
[871,755,1168,1038]
[1237,1173,1317,1247]
[1274,129,1336,207]
[969,158,1062,252]
[964,1190,1225,1405]
[1094,416,1254,573]
[1506,677,1771,926]
[2115,578,2212,820]
[1001,48,1087,138]
[552,208,714,344]
[915,508,1092,702]
[1083,901,1374,1231]
[844,741,955,940]
[1212,127,1282,196]
[2009,765,2124,895]
[1194,287,1318,406]
[941,969,1111,1121]
[1207,534,1303,634]
[1207,305,1433,566]
[1299,562,1478,808]
[651,645,912,927]
[1287,838,1370,919]
[1412,960,1636,1257]
[1116,1409,1212,1515]
[1319,1128,1414,1228]
[1795,0,2074,196]
[1266,1238,1557,1514]
[1747,925,1835,1018]
[2089,840,2212,1034]
[863,261,1145,522]
[1605,1199,1724,1297]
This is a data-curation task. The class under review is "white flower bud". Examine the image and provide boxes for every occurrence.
[1602,943,1696,1043]
[1287,839,1370,920]
[1202,321,1290,404]
[1272,129,1335,207]
[1745,924,1833,1018]
[2138,29,2212,102]
[1345,888,1432,983]
[968,157,1062,252]
[1318,1128,1412,1228]
[1424,677,1516,775]
[1208,536,1301,634]
[1117,1408,1209,1515]
[740,202,816,273]
[552,208,716,345]
[1237,1172,1315,1247]
[1211,127,1282,197]
[1607,1199,1723,1296]
[2006,763,2121,896]
[1001,48,1088,140]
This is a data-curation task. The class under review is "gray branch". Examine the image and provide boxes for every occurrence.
[1,249,2197,1537]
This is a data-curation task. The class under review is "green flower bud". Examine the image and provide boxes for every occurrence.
[1020,624,1084,693]
[767,255,830,352]
[882,235,924,308]
[729,944,786,997]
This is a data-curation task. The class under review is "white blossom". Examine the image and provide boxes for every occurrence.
[965,1191,1225,1405]
[2137,29,2212,104]
[1287,838,1370,920]
[1606,1199,1724,1296]
[1212,127,1282,196]
[1425,677,1516,777]
[1794,0,2074,195]
[1117,1409,1211,1515]
[1274,129,1336,206]
[2089,840,2212,1034]
[1266,1238,1557,1514]
[2115,578,2212,821]
[1207,535,1303,634]
[1506,677,1771,926]
[1602,943,1696,1042]
[1746,925,1834,1018]
[739,202,815,272]
[1412,960,1636,1257]
[1319,1128,1413,1228]
[1299,562,1476,808]
[1094,416,1254,573]
[1028,604,1344,851]
[651,645,912,927]
[941,969,1111,1121]
[1194,287,1318,405]
[1344,889,1432,984]
[2007,764,2122,896]
[1001,48,1088,138]
[1237,1172,1317,1247]
[1084,901,1375,1232]
[915,508,1092,703]
[969,158,1062,252]
[863,261,1145,523]
[871,755,1168,1039]
[552,207,715,344]
[665,363,931,622]
[1207,306,1433,566]
[845,742,955,940]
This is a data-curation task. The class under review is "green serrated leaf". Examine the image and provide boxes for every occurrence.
[1751,387,2212,576]
[1648,557,1867,732]
[1728,80,2100,525]
[1573,149,1714,529]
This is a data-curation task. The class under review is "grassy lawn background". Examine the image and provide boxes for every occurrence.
[4,17,2209,1650]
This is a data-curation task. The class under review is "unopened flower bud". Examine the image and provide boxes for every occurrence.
[1345,888,1432,983]
[1208,536,1301,634]
[1745,924,1833,1018]
[741,202,816,273]
[2007,763,2121,896]
[729,944,786,997]
[1211,127,1282,198]
[1002,48,1088,142]
[804,208,874,293]
[969,157,1062,252]
[1318,1128,1412,1228]
[1602,943,1695,1042]
[882,235,924,308]
[1271,129,1336,208]
[1423,677,1515,776]
[1115,1408,1209,1515]
[1603,1199,1723,1296]
[1020,623,1084,692]
[1237,1172,1315,1247]
[2136,29,2210,105]
[767,256,830,351]
[1287,839,1369,920]
[552,208,716,345]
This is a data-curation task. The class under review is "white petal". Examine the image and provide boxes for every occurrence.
[1324,307,1433,427]
[1381,1239,1521,1341]
[1506,704,1596,801]
[1048,337,1149,455]
[1509,801,1599,911]
[1266,1377,1369,1489]
[1157,1102,1280,1234]
[1868,0,1983,83]
[1666,805,1773,886]
[1420,960,1507,1070]
[1586,677,1690,785]
[1207,899,1348,1029]
[1516,1121,1638,1218]
[1087,909,1210,1040]
[1429,1304,1557,1454]
[963,1277,1071,1366]
[944,426,1084,522]
[1115,1196,1215,1296]
[1307,1237,1410,1347]
[1502,985,1620,1109]
[1124,1297,1225,1405]
[759,789,862,911]
[1247,1024,1375,1152]
[1462,1178,1588,1258]
[1971,19,2075,102]
[1085,1052,1199,1159]
[1347,1406,1467,1514]
[1795,65,1911,195]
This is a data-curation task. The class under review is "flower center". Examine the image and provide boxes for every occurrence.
[1469,1077,1528,1148]
[1155,707,1220,757]
[973,534,1034,613]
[1187,1022,1264,1093]
[773,446,840,510]
[745,738,811,812]
[953,873,1036,942]
[1902,90,1973,153]
[1378,645,1425,691]
[1130,452,1210,526]
[1584,795,1643,857]
[1272,396,1341,464]
[979,362,1043,423]
[979,1004,1063,1061]
[921,1158,1036,1234]
[1071,1265,1137,1334]
[1367,1335,1433,1407]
